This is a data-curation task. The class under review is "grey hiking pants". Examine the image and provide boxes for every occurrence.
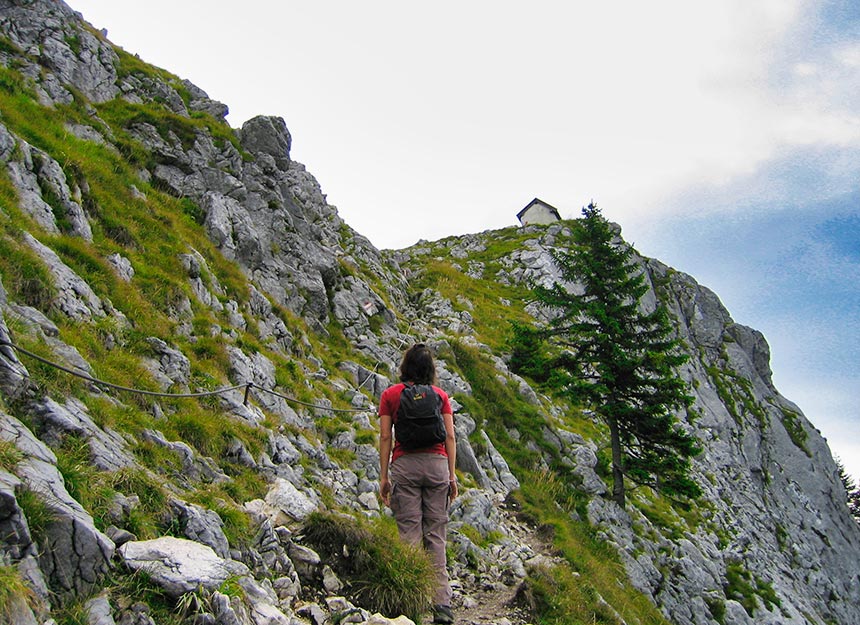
[389,452,452,606]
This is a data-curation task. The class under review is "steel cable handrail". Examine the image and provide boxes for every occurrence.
[0,339,373,414]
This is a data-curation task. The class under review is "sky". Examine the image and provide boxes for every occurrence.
[68,1,859,482]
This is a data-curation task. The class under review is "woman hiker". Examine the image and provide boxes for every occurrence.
[378,343,458,624]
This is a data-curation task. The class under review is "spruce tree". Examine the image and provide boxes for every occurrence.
[511,203,701,507]
[837,460,860,525]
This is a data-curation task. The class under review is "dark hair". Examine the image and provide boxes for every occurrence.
[399,343,437,385]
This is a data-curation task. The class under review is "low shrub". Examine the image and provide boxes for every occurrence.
[301,511,435,621]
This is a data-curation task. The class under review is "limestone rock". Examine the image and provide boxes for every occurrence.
[182,79,229,119]
[118,536,250,598]
[169,499,231,558]
[287,542,322,583]
[23,233,106,321]
[477,430,520,494]
[248,286,294,352]
[29,397,136,471]
[140,429,229,484]
[365,614,416,625]
[144,337,191,390]
[228,346,302,426]
[0,412,114,601]
[85,593,117,625]
[203,191,265,268]
[239,116,292,170]
[0,307,31,401]
[338,361,390,400]
[0,0,119,104]
[0,592,40,625]
[106,254,134,281]
[6,143,61,235]
[0,469,33,561]
[262,478,318,524]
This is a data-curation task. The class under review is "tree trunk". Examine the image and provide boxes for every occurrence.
[608,417,625,507]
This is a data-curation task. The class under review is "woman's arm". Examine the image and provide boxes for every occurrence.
[379,412,393,506]
[443,412,458,501]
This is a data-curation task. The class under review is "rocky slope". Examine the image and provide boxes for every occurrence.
[0,2,858,624]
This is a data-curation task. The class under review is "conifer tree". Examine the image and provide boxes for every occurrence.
[837,460,860,525]
[510,203,701,507]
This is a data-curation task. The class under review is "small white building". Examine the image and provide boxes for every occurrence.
[517,198,561,226]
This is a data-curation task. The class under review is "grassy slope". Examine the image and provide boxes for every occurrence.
[0,44,388,623]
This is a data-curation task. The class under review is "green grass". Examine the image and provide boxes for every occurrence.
[354,428,377,446]
[53,567,185,625]
[55,436,117,527]
[512,481,672,625]
[404,258,532,348]
[630,487,706,541]
[0,440,22,471]
[779,408,810,456]
[0,565,37,624]
[301,511,436,621]
[0,34,22,57]
[724,562,781,617]
[107,468,169,538]
[705,597,727,624]
[53,435,172,536]
[5,328,89,402]
[102,569,183,625]
[0,61,248,334]
[161,400,267,461]
[15,487,55,548]
[448,339,559,462]
[0,231,56,311]
[457,523,504,550]
[521,565,626,625]
[705,357,767,429]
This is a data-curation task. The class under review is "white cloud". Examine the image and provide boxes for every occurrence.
[793,62,819,77]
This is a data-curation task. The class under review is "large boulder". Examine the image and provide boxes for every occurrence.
[239,116,292,170]
[118,536,249,598]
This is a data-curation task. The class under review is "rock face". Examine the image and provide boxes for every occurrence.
[0,3,858,625]
[637,259,860,625]
[0,413,113,603]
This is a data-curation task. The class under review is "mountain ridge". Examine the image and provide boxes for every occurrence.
[0,2,858,625]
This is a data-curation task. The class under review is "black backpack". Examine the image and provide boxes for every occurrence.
[395,383,447,450]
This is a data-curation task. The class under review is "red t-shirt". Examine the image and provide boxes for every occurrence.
[379,382,452,461]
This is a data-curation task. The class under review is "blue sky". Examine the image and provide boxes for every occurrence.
[637,190,859,482]
[70,1,859,480]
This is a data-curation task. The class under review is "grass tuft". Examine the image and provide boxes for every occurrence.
[301,511,436,621]
[0,440,23,471]
[15,487,56,548]
[0,565,38,624]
